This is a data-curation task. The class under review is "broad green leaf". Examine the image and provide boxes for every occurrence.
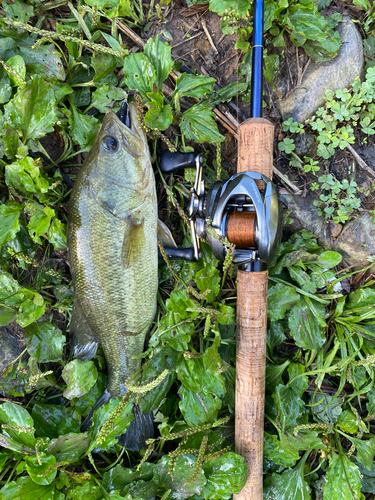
[311,393,342,425]
[346,436,375,471]
[68,105,99,151]
[144,35,173,93]
[178,385,222,426]
[24,322,65,363]
[1,127,28,160]
[0,402,36,448]
[48,432,90,462]
[316,250,342,269]
[103,463,155,492]
[266,360,290,393]
[288,302,326,352]
[267,322,286,355]
[32,404,78,439]
[180,104,225,144]
[324,453,365,499]
[337,410,359,434]
[267,283,300,321]
[264,433,299,468]
[27,205,55,245]
[4,76,57,142]
[67,480,103,500]
[122,480,157,500]
[144,92,173,131]
[0,202,22,246]
[72,372,107,417]
[174,73,216,100]
[195,263,220,303]
[154,454,207,499]
[202,452,247,499]
[89,397,134,450]
[0,476,64,500]
[92,53,117,85]
[47,218,67,251]
[208,0,250,16]
[123,53,156,95]
[347,288,375,309]
[264,460,311,499]
[3,0,34,23]
[279,430,325,454]
[89,85,127,114]
[25,453,57,485]
[62,360,98,400]
[5,55,26,86]
[19,43,65,82]
[0,71,12,104]
[272,384,306,431]
[5,157,50,197]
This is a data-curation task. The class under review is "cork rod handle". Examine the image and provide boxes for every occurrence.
[233,117,274,500]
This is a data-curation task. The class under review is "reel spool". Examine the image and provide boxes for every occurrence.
[159,150,283,269]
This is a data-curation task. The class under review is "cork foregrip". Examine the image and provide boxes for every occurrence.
[234,118,274,500]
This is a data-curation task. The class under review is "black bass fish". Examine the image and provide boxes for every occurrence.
[67,102,158,450]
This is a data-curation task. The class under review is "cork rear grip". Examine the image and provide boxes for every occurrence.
[233,117,274,500]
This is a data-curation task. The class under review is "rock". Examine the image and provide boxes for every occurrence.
[278,16,364,123]
[0,325,26,376]
[294,133,318,158]
[329,221,342,238]
[283,193,375,265]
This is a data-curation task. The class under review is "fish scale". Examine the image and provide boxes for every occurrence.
[67,103,158,407]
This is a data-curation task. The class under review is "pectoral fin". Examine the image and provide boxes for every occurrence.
[157,219,177,248]
[122,215,145,269]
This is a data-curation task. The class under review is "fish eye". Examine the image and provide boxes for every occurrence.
[101,135,119,152]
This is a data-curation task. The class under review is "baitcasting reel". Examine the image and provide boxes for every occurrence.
[160,151,283,270]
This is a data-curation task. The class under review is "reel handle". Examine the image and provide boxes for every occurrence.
[159,151,195,174]
[234,118,274,500]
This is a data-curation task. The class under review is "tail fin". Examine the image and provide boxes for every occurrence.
[117,405,154,451]
[81,392,154,451]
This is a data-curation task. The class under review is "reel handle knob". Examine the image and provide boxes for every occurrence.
[160,151,195,174]
[160,246,196,262]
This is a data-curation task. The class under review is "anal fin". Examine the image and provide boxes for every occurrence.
[70,299,98,360]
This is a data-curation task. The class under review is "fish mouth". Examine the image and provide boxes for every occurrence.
[118,100,131,128]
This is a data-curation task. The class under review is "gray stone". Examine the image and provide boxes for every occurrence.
[278,16,364,123]
[294,133,318,158]
[283,193,375,265]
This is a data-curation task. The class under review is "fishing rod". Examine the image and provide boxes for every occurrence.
[159,0,283,496]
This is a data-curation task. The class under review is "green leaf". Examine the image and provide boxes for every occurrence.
[288,302,326,352]
[174,73,216,100]
[89,85,127,114]
[91,53,117,84]
[123,53,156,95]
[353,0,371,10]
[267,283,301,321]
[264,459,311,499]
[208,0,250,16]
[324,453,365,499]
[4,76,57,142]
[68,105,100,151]
[122,480,157,500]
[3,0,34,23]
[5,157,50,197]
[195,263,220,303]
[5,55,26,86]
[264,433,300,468]
[311,393,342,425]
[144,92,173,131]
[336,410,359,434]
[266,360,290,393]
[25,453,57,485]
[316,250,342,269]
[89,397,134,450]
[0,202,22,246]
[346,436,375,471]
[27,204,55,245]
[0,476,64,500]
[144,35,174,93]
[62,360,98,400]
[103,463,155,492]
[154,454,207,499]
[48,432,90,462]
[272,384,306,432]
[19,44,65,82]
[32,404,76,439]
[1,126,28,160]
[66,479,103,500]
[0,402,36,449]
[47,218,67,251]
[24,322,65,363]
[180,104,224,144]
[202,452,247,499]
[347,288,375,309]
[178,385,222,426]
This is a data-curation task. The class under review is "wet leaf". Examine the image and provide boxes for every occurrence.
[68,105,99,150]
[103,463,155,492]
[48,432,90,462]
[202,452,247,499]
[154,454,207,499]
[324,453,365,499]
[178,385,222,426]
[0,476,64,500]
[180,104,225,144]
[144,35,173,93]
[3,0,34,23]
[272,384,306,431]
[62,360,98,400]
[288,302,326,352]
[195,263,220,303]
[144,92,173,131]
[5,157,50,197]
[25,453,57,485]
[66,479,103,500]
[267,284,301,321]
[0,402,36,448]
[347,288,375,309]
[174,73,216,101]
[47,218,67,251]
[5,55,26,86]
[1,126,28,160]
[72,372,107,417]
[346,436,375,471]
[0,70,12,105]
[19,43,65,82]
[337,410,359,434]
[89,85,127,114]
[264,433,300,467]
[27,204,55,245]
[0,202,22,246]
[123,53,156,95]
[122,479,157,500]
[264,460,311,499]
[24,322,65,363]
[311,393,342,425]
[4,76,57,142]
